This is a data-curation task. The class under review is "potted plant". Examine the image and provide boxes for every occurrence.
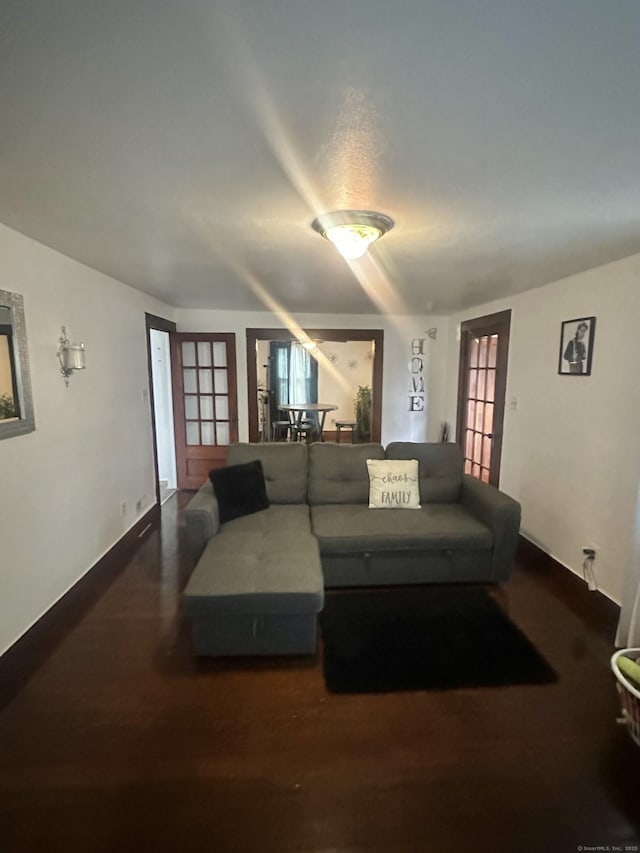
[0,393,16,420]
[354,385,371,442]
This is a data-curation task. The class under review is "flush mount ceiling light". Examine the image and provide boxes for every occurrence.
[311,210,394,261]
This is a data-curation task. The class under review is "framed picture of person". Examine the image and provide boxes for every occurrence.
[558,316,596,376]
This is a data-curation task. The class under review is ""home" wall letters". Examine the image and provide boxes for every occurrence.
[409,337,425,412]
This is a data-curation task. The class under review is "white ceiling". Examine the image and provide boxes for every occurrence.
[1,0,639,316]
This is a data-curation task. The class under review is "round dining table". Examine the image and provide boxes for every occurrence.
[278,403,338,441]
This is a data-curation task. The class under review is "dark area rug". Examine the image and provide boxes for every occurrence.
[319,585,557,694]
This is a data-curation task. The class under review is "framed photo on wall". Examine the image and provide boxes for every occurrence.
[558,316,596,376]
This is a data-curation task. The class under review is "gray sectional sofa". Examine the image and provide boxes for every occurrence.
[183,441,521,656]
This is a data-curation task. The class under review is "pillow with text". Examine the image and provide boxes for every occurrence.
[366,458,421,509]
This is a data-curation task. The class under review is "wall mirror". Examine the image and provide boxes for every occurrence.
[246,328,383,443]
[0,288,35,439]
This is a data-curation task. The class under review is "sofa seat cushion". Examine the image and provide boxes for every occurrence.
[310,503,493,554]
[212,503,311,536]
[184,505,323,616]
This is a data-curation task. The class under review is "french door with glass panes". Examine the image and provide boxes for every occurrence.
[456,311,510,487]
[170,333,238,489]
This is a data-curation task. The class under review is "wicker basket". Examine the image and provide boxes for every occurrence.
[611,648,640,747]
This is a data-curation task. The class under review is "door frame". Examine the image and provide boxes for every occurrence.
[456,310,511,486]
[246,328,384,443]
[145,313,177,506]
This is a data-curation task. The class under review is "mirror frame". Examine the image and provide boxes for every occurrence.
[0,288,35,440]
[246,327,384,443]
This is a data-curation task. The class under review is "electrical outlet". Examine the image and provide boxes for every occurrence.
[582,546,597,592]
[136,496,145,513]
[120,501,127,517]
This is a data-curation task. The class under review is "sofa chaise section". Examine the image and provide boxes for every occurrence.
[183,443,324,656]
[185,442,310,557]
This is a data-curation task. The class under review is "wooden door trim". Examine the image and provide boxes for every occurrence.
[145,313,177,506]
[456,310,511,486]
[246,328,384,443]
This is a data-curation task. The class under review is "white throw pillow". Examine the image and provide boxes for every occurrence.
[366,458,421,509]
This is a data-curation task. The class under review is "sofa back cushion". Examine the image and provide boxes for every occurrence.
[226,443,308,504]
[308,443,385,505]
[385,442,463,503]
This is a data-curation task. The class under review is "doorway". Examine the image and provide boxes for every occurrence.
[145,318,240,493]
[246,328,384,444]
[456,310,511,487]
[145,313,178,507]
[149,329,177,503]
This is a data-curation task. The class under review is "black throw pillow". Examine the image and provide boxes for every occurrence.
[209,460,270,524]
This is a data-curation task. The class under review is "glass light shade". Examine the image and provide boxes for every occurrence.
[61,343,86,370]
[324,223,381,260]
[311,210,393,260]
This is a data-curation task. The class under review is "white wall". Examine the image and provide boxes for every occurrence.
[0,223,174,656]
[444,254,640,605]
[316,340,374,428]
[174,309,450,445]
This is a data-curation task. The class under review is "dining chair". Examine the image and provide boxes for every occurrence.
[291,423,312,443]
[271,419,293,441]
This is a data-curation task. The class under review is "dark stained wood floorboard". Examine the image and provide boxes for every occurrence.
[1,492,639,852]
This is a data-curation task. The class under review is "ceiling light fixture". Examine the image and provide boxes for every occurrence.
[311,210,394,261]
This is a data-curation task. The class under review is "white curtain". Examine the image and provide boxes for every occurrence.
[289,342,308,403]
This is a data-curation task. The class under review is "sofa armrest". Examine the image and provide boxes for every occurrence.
[185,480,220,557]
[460,474,521,581]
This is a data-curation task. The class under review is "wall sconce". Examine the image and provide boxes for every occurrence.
[57,326,86,386]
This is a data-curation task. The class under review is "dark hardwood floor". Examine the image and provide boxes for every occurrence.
[1,493,638,852]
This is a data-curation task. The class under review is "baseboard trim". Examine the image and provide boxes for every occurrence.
[516,534,619,632]
[0,505,160,709]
